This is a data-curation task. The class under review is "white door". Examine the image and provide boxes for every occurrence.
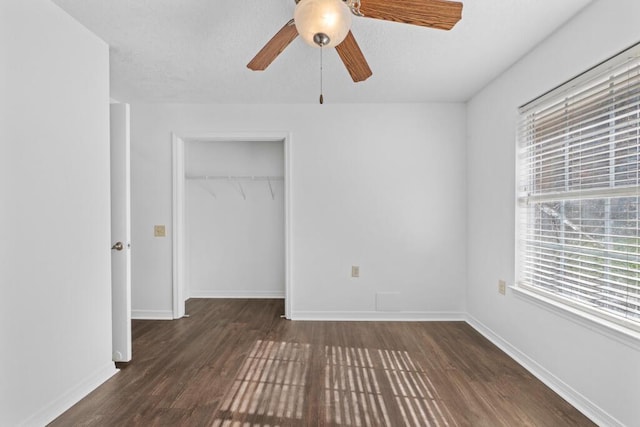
[110,103,132,362]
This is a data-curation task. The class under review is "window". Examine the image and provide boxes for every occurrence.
[517,44,640,333]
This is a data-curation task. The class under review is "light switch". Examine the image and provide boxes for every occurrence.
[154,225,166,237]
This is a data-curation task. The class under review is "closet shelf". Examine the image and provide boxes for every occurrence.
[186,175,283,182]
[187,175,283,200]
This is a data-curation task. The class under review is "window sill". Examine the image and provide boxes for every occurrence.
[511,286,640,351]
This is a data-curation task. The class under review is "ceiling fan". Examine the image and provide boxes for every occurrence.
[247,0,463,83]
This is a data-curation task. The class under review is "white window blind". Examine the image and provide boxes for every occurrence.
[517,44,640,332]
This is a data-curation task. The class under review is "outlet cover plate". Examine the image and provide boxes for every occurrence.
[498,280,506,295]
[351,266,360,278]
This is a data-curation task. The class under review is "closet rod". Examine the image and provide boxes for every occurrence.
[186,175,284,182]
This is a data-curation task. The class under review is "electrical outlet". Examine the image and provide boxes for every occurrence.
[351,266,360,278]
[498,280,506,295]
[154,225,166,237]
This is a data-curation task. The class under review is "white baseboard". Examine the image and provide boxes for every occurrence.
[290,310,466,321]
[189,290,285,299]
[21,362,118,427]
[131,309,174,320]
[465,315,624,427]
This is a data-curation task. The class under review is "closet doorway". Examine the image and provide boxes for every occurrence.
[172,132,292,319]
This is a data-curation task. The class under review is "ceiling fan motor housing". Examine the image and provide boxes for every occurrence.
[313,33,330,46]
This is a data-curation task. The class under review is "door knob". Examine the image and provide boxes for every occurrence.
[111,242,124,251]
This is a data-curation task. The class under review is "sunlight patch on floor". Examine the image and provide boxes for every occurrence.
[325,345,391,426]
[379,349,456,427]
[216,340,310,423]
[214,340,455,426]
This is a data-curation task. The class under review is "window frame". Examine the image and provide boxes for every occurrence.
[515,42,640,341]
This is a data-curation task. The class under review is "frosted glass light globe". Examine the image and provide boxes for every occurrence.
[294,0,352,48]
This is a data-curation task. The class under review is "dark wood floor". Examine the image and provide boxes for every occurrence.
[50,299,594,426]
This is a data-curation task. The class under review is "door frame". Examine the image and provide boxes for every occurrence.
[171,131,293,319]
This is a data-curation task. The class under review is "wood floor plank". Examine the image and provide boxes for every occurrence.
[49,299,595,426]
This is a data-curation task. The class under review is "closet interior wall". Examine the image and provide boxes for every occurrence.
[185,140,285,298]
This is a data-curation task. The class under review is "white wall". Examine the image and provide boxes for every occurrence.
[466,1,640,426]
[131,103,467,319]
[186,140,285,298]
[0,0,115,425]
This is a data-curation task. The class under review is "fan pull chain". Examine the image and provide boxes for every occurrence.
[319,45,324,105]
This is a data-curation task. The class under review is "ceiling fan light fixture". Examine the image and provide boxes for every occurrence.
[294,0,352,48]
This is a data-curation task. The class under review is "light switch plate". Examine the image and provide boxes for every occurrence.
[154,225,166,237]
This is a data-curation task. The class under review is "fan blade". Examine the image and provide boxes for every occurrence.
[247,19,298,71]
[358,0,463,30]
[335,31,372,83]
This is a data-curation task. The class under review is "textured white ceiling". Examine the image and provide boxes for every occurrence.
[51,0,594,103]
